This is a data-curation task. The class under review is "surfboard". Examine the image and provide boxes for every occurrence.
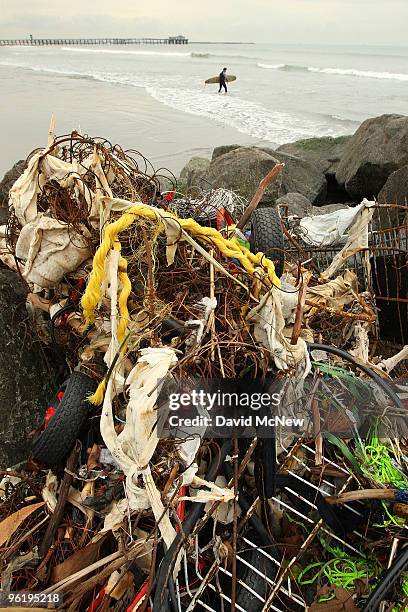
[205,75,237,84]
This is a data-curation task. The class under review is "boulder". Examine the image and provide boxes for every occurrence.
[377,165,408,205]
[277,135,351,175]
[276,193,349,219]
[180,157,210,189]
[276,193,312,218]
[206,147,282,203]
[0,268,55,467]
[0,160,26,223]
[261,148,327,204]
[206,146,327,205]
[376,165,408,229]
[336,114,408,199]
[310,203,349,216]
[212,145,241,161]
[276,195,349,219]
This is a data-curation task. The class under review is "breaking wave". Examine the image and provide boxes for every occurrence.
[0,61,353,144]
[257,63,285,70]
[61,47,254,60]
[61,47,191,57]
[308,66,408,81]
[257,62,408,81]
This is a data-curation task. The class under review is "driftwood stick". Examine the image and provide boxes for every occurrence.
[45,551,123,594]
[326,488,396,505]
[236,163,285,231]
[39,442,80,558]
[393,504,408,519]
[61,542,147,608]
[291,272,311,345]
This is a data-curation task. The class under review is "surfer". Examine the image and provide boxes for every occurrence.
[218,67,227,93]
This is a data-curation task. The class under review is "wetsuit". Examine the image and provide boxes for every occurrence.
[218,71,227,93]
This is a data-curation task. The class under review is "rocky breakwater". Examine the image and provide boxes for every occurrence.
[180,113,408,215]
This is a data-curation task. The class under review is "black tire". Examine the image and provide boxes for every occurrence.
[249,208,285,277]
[31,372,97,466]
[235,538,278,611]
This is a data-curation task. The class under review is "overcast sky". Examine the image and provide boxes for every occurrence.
[1,0,407,45]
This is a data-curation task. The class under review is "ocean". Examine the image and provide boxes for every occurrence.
[1,43,408,176]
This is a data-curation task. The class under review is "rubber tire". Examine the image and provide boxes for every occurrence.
[31,372,97,466]
[235,540,278,611]
[249,208,285,277]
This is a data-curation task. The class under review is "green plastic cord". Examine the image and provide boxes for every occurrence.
[373,501,405,528]
[361,437,408,489]
[318,536,351,560]
[358,424,408,528]
[353,420,408,489]
[298,538,377,604]
[298,556,372,591]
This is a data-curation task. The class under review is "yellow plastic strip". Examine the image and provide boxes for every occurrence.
[81,203,280,329]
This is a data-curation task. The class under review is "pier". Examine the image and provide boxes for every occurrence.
[0,35,189,46]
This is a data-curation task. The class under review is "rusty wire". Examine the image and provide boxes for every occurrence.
[3,139,408,610]
[5,131,177,257]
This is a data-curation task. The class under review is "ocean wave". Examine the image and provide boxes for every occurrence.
[330,114,355,123]
[308,66,408,81]
[61,47,256,61]
[256,63,308,72]
[61,47,190,57]
[0,61,353,144]
[256,62,408,81]
[257,63,285,70]
[147,85,347,144]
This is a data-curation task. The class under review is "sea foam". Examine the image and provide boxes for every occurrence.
[256,62,408,81]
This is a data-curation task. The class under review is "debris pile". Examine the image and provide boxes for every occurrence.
[0,128,407,611]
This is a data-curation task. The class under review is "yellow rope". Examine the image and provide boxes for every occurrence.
[90,379,106,406]
[82,203,281,404]
[117,255,132,346]
[82,203,280,325]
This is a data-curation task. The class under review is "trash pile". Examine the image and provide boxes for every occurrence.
[0,128,407,611]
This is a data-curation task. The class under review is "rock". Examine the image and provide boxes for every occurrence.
[0,160,26,223]
[212,145,241,161]
[277,195,349,219]
[276,193,312,217]
[206,146,327,205]
[276,194,349,219]
[180,157,210,189]
[377,165,408,205]
[336,114,408,199]
[261,148,327,204]
[310,203,349,216]
[376,165,408,229]
[277,135,351,175]
[206,147,282,203]
[0,268,55,467]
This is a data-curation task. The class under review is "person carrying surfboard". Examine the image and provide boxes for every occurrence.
[218,67,228,93]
